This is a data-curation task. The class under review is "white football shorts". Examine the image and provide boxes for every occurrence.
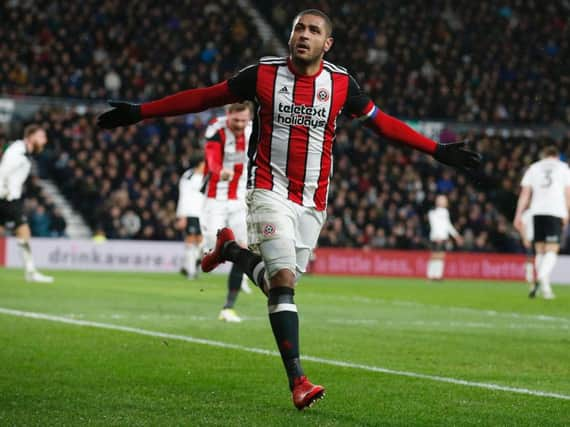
[201,198,247,251]
[246,189,326,280]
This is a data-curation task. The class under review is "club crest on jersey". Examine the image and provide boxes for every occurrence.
[262,223,276,236]
[317,88,329,102]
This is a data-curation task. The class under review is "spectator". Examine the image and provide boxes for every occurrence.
[49,209,67,237]
[29,205,51,237]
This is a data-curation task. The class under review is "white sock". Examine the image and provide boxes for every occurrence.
[17,239,35,273]
[538,252,557,293]
[184,244,197,277]
[434,260,445,279]
[194,245,202,270]
[525,261,535,284]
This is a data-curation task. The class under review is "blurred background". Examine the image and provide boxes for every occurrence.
[1,0,568,253]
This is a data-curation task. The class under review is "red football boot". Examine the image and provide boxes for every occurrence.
[292,376,325,410]
[201,228,236,272]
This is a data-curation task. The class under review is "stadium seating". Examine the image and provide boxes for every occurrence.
[3,1,567,123]
[0,0,263,100]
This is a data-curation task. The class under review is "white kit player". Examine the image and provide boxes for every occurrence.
[0,124,53,282]
[175,154,205,279]
[514,146,570,299]
[426,195,463,280]
[202,103,253,322]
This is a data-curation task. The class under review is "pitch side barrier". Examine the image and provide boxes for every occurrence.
[2,237,570,284]
[310,248,570,284]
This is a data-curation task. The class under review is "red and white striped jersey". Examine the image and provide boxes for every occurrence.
[203,116,252,201]
[227,56,372,211]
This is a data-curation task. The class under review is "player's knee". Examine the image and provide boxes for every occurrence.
[269,269,296,288]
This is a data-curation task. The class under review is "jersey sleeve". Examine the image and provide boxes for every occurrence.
[343,73,438,154]
[342,74,373,118]
[566,165,570,186]
[227,64,258,101]
[205,132,224,175]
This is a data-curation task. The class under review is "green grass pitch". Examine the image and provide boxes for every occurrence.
[0,268,569,426]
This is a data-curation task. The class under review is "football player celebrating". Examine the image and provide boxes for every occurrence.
[98,9,481,409]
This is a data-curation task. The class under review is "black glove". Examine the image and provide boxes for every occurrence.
[433,141,482,174]
[97,101,142,129]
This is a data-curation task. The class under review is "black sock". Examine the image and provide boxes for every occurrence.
[268,287,304,390]
[223,264,243,309]
[223,242,268,294]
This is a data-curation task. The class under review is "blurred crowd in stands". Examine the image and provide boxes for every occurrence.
[2,0,570,253]
[2,1,567,124]
[256,0,569,124]
[0,0,263,101]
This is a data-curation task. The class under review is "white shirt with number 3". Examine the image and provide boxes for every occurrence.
[521,158,570,219]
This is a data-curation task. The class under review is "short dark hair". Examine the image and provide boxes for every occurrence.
[24,124,43,139]
[293,9,333,36]
[542,145,559,158]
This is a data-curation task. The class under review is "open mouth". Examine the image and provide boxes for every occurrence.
[296,43,309,53]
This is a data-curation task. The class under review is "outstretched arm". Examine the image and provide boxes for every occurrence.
[362,101,481,173]
[361,102,437,154]
[345,75,481,173]
[98,64,258,129]
[141,82,239,118]
[97,82,240,129]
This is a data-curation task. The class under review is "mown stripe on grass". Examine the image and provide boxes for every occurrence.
[1,307,568,401]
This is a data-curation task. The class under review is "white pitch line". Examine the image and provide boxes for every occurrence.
[0,307,568,401]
